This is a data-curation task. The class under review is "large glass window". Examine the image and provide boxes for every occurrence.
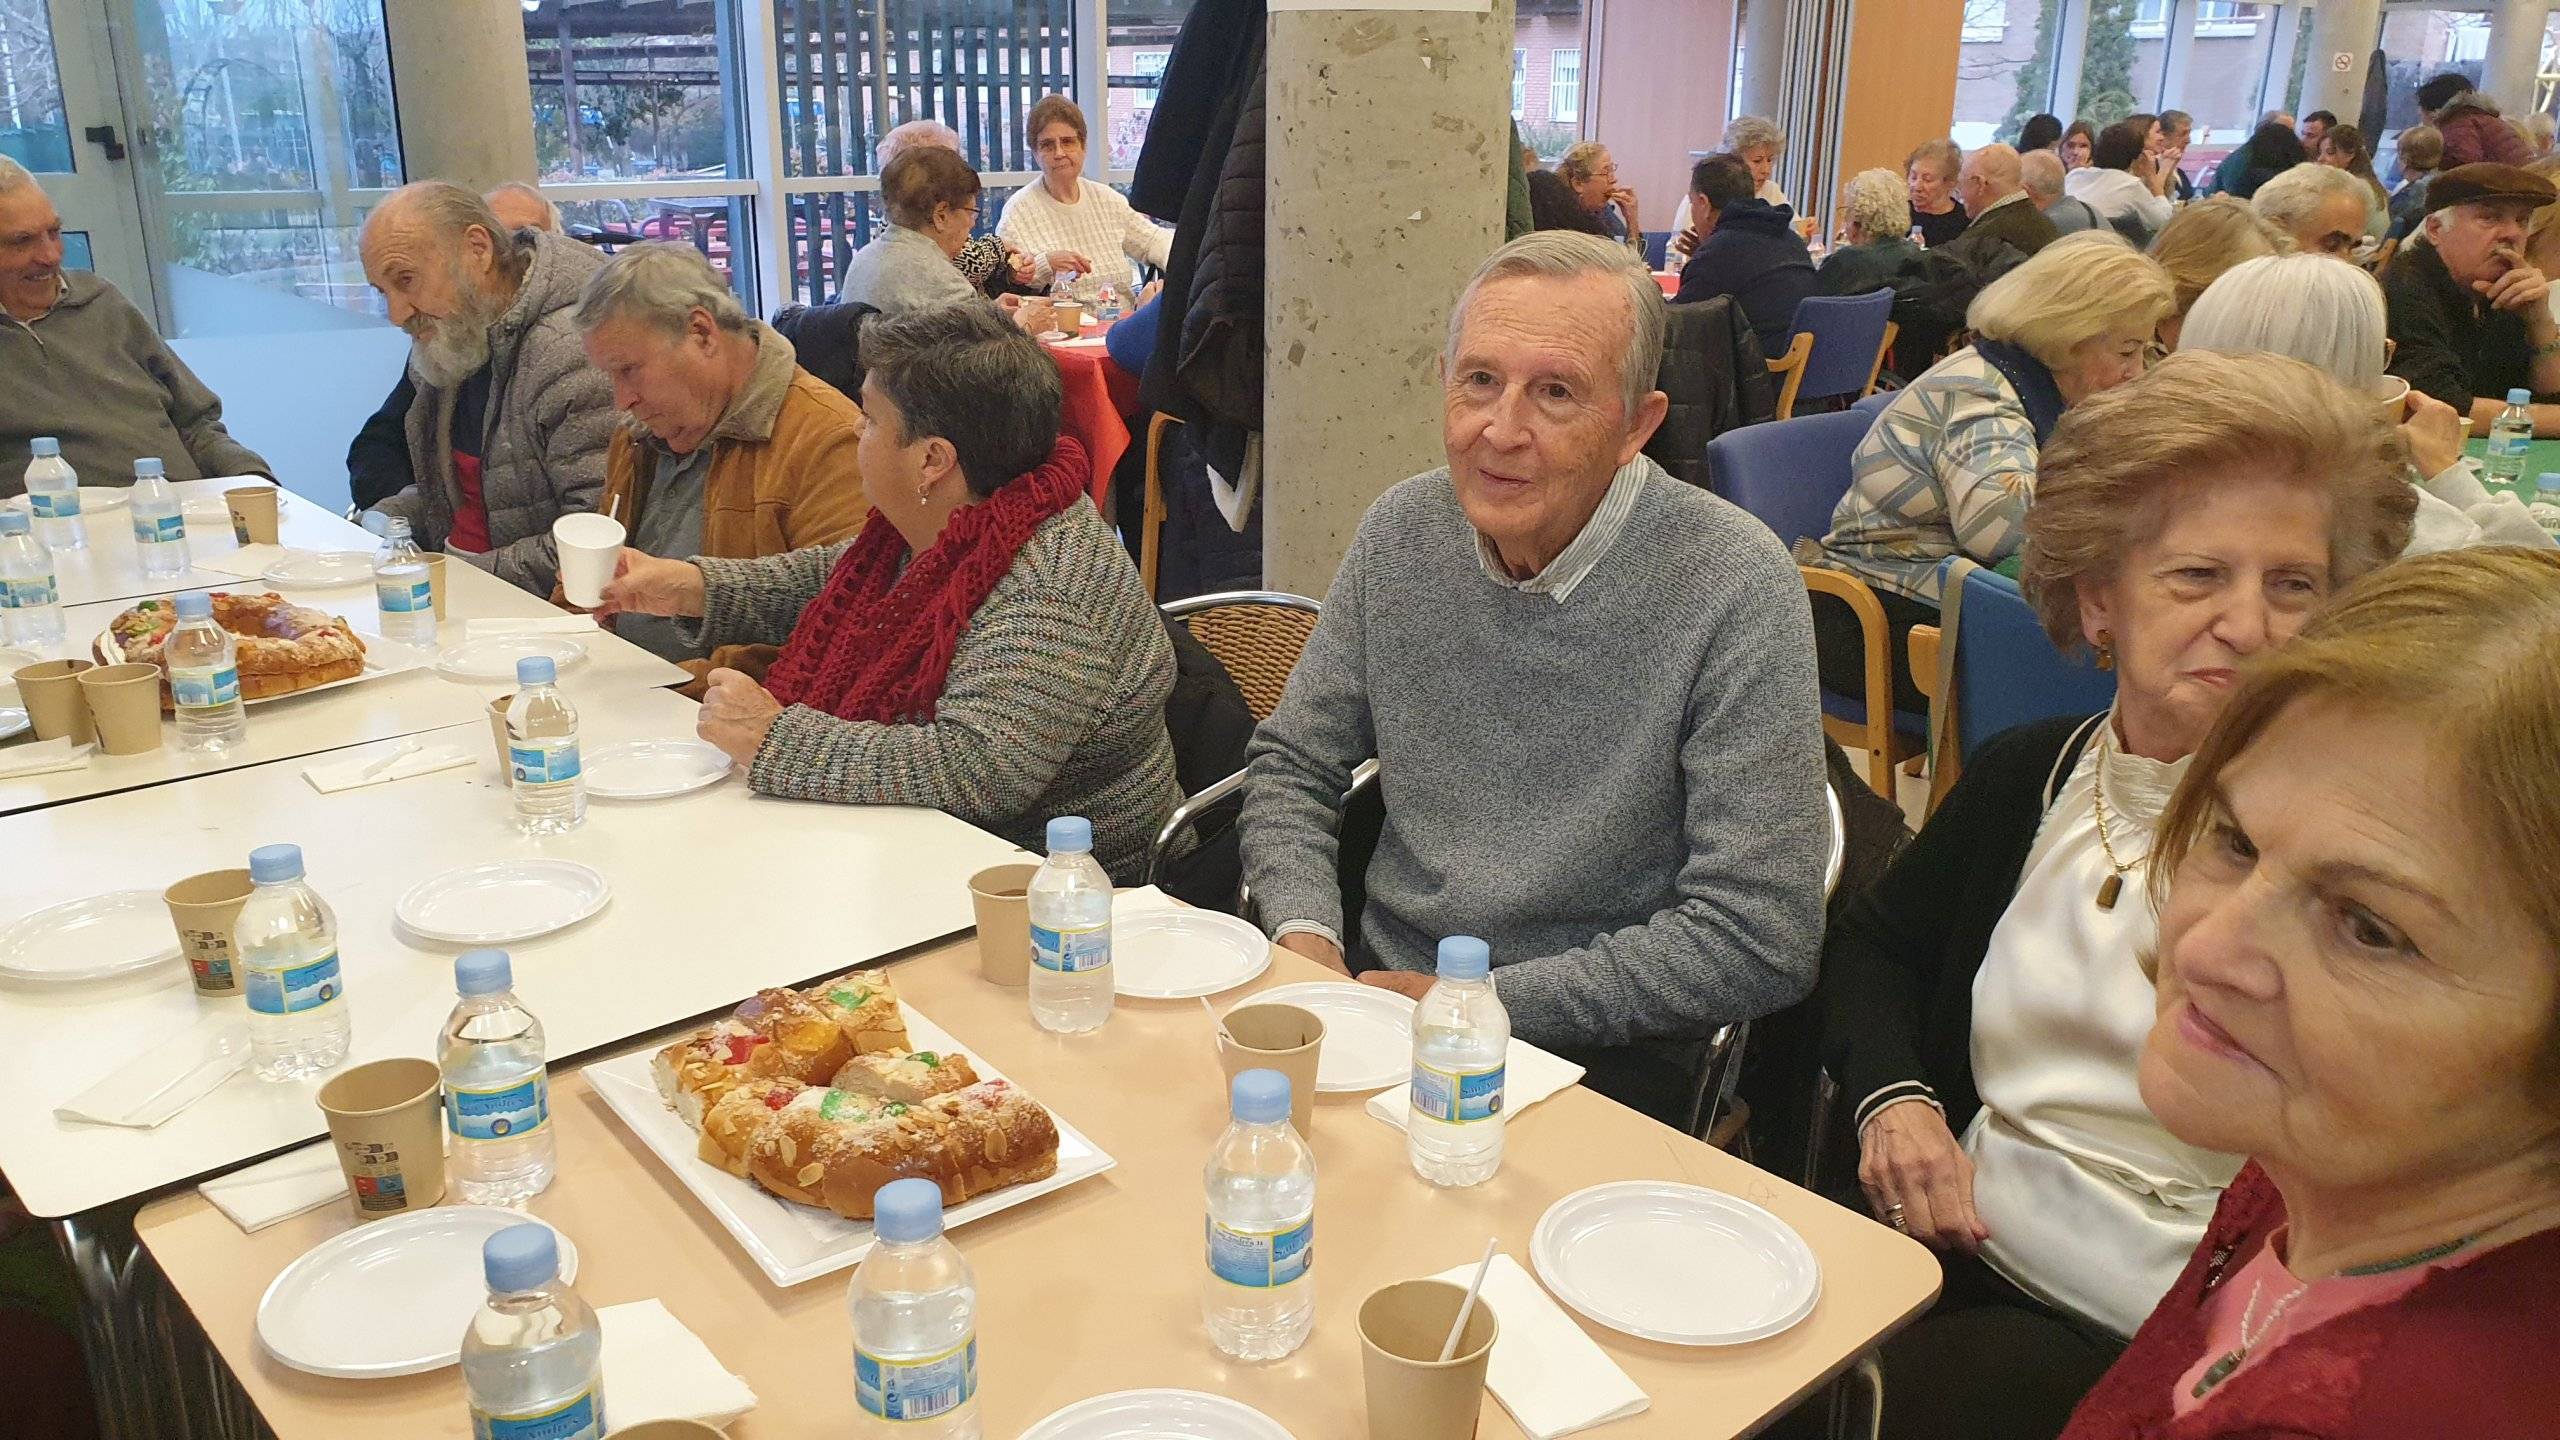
[1516,0,1586,158]
[1107,0,1190,172]
[1956,0,2284,151]
[523,0,740,182]
[0,0,71,170]
[1550,49,1580,126]
[1953,0,2060,148]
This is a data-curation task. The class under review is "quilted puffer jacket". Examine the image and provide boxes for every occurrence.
[1644,295,1775,490]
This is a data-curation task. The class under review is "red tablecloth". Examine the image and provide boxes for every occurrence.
[1654,270,1680,296]
[1043,321,1137,509]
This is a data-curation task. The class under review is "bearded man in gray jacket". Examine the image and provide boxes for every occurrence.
[362,181,615,595]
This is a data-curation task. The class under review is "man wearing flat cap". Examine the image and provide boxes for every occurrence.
[2385,162,2560,432]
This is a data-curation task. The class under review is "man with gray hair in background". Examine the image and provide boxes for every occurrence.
[0,154,270,486]
[360,179,615,594]
[2021,148,2098,235]
[573,241,867,677]
[1237,230,1827,1123]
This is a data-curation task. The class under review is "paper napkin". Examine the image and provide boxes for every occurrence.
[470,615,599,638]
[0,738,93,779]
[301,743,474,793]
[55,1013,250,1129]
[1367,1038,1586,1131]
[1111,884,1185,921]
[200,1140,344,1232]
[599,1299,759,1428]
[1428,1253,1649,1438]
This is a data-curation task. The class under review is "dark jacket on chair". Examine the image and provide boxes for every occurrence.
[769,300,878,406]
[1951,193,2056,258]
[1673,198,1817,359]
[1644,296,1775,490]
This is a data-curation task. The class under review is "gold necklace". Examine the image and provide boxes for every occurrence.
[2089,730,2142,911]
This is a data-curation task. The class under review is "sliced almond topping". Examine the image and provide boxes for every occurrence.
[797,1162,824,1186]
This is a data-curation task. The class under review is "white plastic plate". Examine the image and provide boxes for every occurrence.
[1248,981,1413,1093]
[1530,1181,1822,1346]
[0,890,182,984]
[394,859,611,944]
[259,551,375,588]
[1020,1390,1296,1440]
[435,634,590,683]
[583,1006,1116,1287]
[582,739,733,800]
[5,486,131,514]
[1113,907,1272,999]
[255,1208,579,1379]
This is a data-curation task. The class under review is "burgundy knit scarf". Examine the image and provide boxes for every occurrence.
[762,437,1089,724]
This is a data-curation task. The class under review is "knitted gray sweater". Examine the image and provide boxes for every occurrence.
[692,501,1180,881]
[1239,460,1829,1050]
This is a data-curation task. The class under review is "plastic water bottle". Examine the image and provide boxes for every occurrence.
[848,1178,981,1436]
[165,591,246,753]
[235,844,352,1081]
[23,437,83,551]
[2485,388,2535,496]
[2536,473,2560,539]
[0,512,63,646]
[442,949,555,1206]
[461,1223,605,1440]
[130,458,187,579]
[1202,1069,1316,1361]
[1408,935,1510,1187]
[373,515,438,649]
[1096,284,1123,323]
[506,656,584,835]
[1027,815,1113,1034]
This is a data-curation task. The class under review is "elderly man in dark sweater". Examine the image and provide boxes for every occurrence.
[2385,163,2560,435]
[1673,152,1817,359]
[1240,231,1828,1123]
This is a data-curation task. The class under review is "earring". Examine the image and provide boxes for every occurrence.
[916,486,932,504]
[2095,631,2115,671]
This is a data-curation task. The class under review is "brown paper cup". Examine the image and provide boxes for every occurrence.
[1359,1279,1499,1440]
[15,659,95,745]
[969,863,1039,986]
[165,868,253,998]
[424,553,449,618]
[603,1423,729,1439]
[317,1058,445,1220]
[489,693,514,769]
[1217,1003,1324,1137]
[77,663,163,755]
[1052,300,1085,331]
[2371,374,2411,424]
[224,486,279,545]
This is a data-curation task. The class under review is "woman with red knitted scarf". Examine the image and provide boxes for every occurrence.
[598,303,1181,881]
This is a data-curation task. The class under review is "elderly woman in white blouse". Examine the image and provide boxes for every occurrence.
[1812,350,2415,1440]
[996,94,1172,305]
[2179,252,2556,554]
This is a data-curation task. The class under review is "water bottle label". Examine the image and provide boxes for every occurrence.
[446,1072,549,1142]
[3,576,55,608]
[1206,1215,1314,1288]
[855,1336,977,1422]
[132,512,184,545]
[510,740,582,787]
[1031,923,1110,974]
[244,950,343,1016]
[29,491,79,520]
[376,577,433,614]
[470,1389,601,1440]
[1411,1060,1505,1125]
[2492,433,2531,458]
[170,664,239,709]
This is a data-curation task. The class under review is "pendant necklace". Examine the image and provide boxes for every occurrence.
[2190,1234,2476,1399]
[2089,730,2141,911]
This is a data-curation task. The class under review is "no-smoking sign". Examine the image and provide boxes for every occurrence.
[2333,51,2354,72]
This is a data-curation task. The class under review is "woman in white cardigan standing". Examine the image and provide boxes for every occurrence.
[997,95,1174,305]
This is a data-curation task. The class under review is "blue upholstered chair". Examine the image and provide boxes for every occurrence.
[1912,558,2118,812]
[1766,288,1898,420]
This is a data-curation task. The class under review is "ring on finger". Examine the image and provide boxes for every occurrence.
[1885,1202,1909,1232]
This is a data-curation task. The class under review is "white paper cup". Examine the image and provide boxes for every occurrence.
[554,513,626,608]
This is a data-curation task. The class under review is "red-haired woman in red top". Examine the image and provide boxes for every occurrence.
[2062,547,2560,1440]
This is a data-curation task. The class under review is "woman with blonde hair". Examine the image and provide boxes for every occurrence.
[2061,548,2560,1439]
[1555,140,1643,249]
[1820,349,2416,1440]
[1804,232,2172,712]
[2147,196,2286,349]
[1908,137,1970,247]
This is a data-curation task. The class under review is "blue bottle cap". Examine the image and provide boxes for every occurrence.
[515,656,557,686]
[0,511,25,537]
[134,458,165,478]
[871,1177,946,1243]
[455,948,513,996]
[1046,815,1092,853]
[1436,935,1491,981]
[174,591,211,619]
[2541,473,2560,494]
[2511,388,2534,405]
[1231,1067,1291,1125]
[481,1223,560,1293]
[30,437,58,457]
[247,844,304,884]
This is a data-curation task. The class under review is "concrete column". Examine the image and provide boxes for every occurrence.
[2049,0,2092,121]
[1738,0,1791,123]
[2482,0,2553,119]
[2156,0,2197,115]
[1262,5,1513,596]
[384,0,538,191]
[2297,0,2381,129]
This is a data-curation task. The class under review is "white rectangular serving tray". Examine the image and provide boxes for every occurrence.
[97,622,432,705]
[584,1006,1115,1287]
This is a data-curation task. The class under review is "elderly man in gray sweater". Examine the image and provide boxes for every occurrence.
[1239,231,1829,1122]
[0,157,270,489]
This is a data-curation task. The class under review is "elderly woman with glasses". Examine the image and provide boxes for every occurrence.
[1815,350,2415,1440]
[2060,548,2560,1439]
[834,146,986,316]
